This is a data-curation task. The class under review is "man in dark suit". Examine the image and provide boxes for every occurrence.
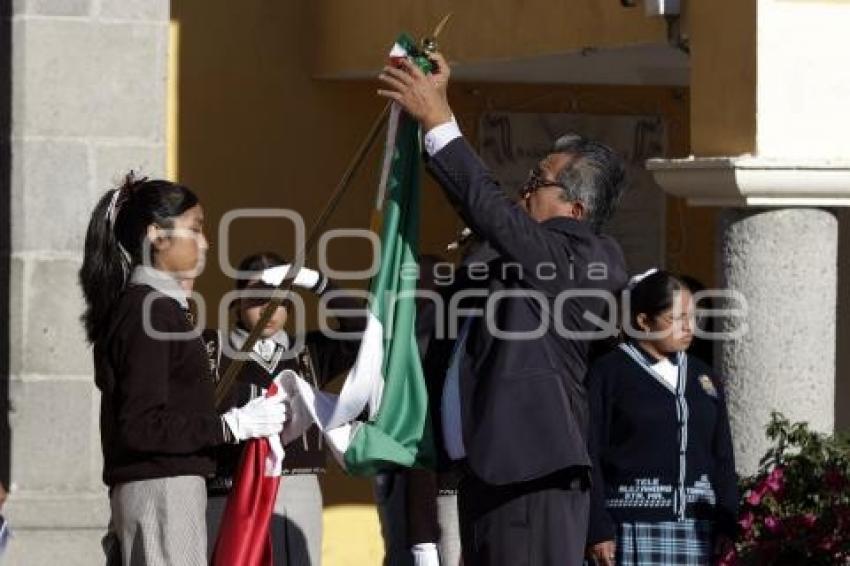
[379,55,629,566]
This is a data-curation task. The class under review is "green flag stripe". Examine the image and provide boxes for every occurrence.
[342,103,435,475]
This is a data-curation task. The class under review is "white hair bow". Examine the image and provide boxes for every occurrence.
[626,267,659,290]
[105,188,122,228]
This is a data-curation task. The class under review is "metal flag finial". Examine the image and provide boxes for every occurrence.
[422,12,453,53]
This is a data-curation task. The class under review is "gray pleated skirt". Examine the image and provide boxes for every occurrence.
[109,475,208,566]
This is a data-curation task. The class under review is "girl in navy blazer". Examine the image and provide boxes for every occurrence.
[585,270,737,565]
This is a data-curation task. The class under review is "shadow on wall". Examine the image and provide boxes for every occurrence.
[837,209,850,434]
[0,0,12,490]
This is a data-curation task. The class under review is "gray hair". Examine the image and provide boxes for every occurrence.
[551,134,628,231]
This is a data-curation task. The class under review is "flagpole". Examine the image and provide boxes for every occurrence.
[215,12,453,408]
[214,102,392,409]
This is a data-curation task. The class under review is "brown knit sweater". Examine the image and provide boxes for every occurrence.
[94,284,224,486]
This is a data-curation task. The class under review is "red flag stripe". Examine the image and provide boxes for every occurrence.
[212,385,282,566]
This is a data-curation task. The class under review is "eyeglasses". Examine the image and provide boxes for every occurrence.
[519,169,568,199]
[658,312,705,328]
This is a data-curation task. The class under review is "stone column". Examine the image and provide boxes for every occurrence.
[718,208,837,473]
[2,1,169,563]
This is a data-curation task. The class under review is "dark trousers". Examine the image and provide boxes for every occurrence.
[458,467,590,566]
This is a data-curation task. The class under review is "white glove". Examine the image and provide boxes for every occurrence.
[261,264,326,292]
[411,543,441,566]
[266,431,285,476]
[222,389,288,442]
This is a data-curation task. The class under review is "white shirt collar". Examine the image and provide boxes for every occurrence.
[129,266,190,310]
[229,327,290,360]
[650,357,680,389]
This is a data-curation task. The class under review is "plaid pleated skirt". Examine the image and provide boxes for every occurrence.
[616,520,714,566]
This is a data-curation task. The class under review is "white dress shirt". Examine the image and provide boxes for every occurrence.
[441,317,473,461]
[423,118,462,157]
[651,357,679,390]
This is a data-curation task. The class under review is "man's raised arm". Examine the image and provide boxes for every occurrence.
[378,55,581,293]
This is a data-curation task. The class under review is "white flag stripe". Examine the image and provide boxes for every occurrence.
[277,370,358,467]
[277,298,389,469]
[388,42,407,59]
[328,311,386,426]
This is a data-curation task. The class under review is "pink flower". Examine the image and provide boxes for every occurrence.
[717,546,738,566]
[765,466,785,494]
[739,511,755,534]
[746,482,768,506]
[764,515,782,535]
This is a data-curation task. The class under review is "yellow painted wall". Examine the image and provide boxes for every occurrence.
[309,0,668,76]
[689,0,757,156]
[170,2,710,564]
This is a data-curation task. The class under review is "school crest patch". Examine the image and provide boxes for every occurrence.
[699,374,718,398]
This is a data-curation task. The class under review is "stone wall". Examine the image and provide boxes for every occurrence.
[2,0,169,562]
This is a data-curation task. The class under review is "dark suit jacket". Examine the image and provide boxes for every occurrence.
[425,137,628,486]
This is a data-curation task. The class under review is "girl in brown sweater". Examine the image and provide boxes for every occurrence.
[79,174,288,565]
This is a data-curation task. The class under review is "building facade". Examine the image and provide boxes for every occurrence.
[2,0,849,563]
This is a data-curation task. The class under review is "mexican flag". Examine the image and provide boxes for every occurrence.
[211,34,434,566]
[212,381,286,566]
[342,95,433,474]
[280,35,434,474]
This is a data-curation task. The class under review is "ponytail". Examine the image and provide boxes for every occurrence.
[79,187,131,344]
[79,172,199,344]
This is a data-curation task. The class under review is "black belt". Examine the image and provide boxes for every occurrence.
[459,464,591,492]
[206,476,233,496]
